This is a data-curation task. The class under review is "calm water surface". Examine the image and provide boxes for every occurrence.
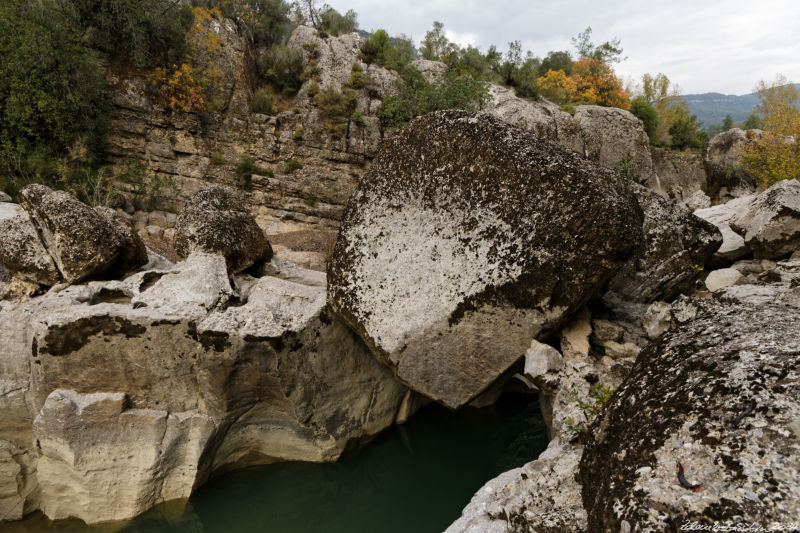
[13,393,547,533]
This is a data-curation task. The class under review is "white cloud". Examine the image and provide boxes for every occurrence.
[329,0,800,94]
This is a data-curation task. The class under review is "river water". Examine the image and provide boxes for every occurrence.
[13,393,548,533]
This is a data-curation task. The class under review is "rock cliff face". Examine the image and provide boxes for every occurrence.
[0,252,407,524]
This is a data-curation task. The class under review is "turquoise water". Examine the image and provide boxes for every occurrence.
[12,394,547,533]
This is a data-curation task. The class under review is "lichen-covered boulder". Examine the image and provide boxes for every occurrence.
[607,184,722,302]
[730,179,800,259]
[580,298,800,530]
[328,110,643,409]
[19,185,129,284]
[94,207,148,276]
[174,185,272,273]
[0,203,61,286]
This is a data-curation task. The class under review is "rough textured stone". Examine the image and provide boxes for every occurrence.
[581,298,800,530]
[174,185,272,273]
[574,105,656,185]
[731,179,800,259]
[0,203,60,286]
[560,308,592,359]
[19,185,123,284]
[94,206,148,276]
[703,128,761,200]
[523,340,563,380]
[650,147,707,201]
[0,254,407,524]
[680,189,711,212]
[712,222,748,264]
[607,184,722,302]
[328,110,643,409]
[0,192,11,203]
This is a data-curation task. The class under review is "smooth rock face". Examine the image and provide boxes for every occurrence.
[607,185,722,302]
[0,254,407,524]
[0,203,61,286]
[0,192,11,202]
[328,110,643,409]
[19,185,124,284]
[34,390,214,523]
[581,298,800,530]
[731,179,800,259]
[523,340,563,380]
[174,185,273,273]
[713,223,748,263]
[650,147,707,201]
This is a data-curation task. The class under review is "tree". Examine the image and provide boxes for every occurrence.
[669,114,705,150]
[537,69,577,105]
[293,0,323,28]
[741,113,761,130]
[639,72,690,145]
[740,75,800,187]
[540,50,573,76]
[318,7,357,36]
[630,96,659,144]
[722,114,734,131]
[570,57,630,109]
[572,26,623,64]
[0,0,108,193]
[362,30,416,72]
[420,21,451,61]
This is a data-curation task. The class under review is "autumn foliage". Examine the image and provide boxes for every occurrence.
[537,58,629,110]
[148,7,222,112]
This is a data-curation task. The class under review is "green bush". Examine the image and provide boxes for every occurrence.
[316,86,357,139]
[0,0,108,194]
[348,62,365,89]
[250,87,275,114]
[283,159,302,174]
[377,66,489,130]
[258,45,305,94]
[293,126,304,141]
[630,96,659,145]
[118,154,176,210]
[71,0,193,68]
[235,155,272,189]
[318,8,358,36]
[351,111,364,125]
[670,115,706,151]
[307,81,320,97]
[361,29,416,72]
[192,0,290,47]
[210,152,226,165]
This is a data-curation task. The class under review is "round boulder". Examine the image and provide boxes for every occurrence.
[328,110,643,409]
[174,185,272,274]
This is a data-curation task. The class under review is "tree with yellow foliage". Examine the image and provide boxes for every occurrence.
[536,69,578,105]
[740,75,800,187]
[639,73,690,145]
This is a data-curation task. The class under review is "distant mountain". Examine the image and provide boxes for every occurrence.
[681,84,800,128]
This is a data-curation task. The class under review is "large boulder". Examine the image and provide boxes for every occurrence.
[606,184,722,302]
[174,185,272,273]
[703,128,761,200]
[19,185,128,284]
[580,297,800,530]
[94,206,148,276]
[328,110,643,409]
[649,147,707,201]
[730,179,800,259]
[0,203,61,286]
[574,105,657,186]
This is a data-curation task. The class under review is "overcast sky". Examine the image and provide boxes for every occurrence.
[326,0,800,95]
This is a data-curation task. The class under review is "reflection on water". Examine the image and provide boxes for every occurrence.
[13,393,548,533]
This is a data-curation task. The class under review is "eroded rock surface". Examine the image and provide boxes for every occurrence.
[328,110,643,409]
[703,128,761,200]
[730,179,800,259]
[581,297,800,530]
[0,254,406,524]
[0,203,60,286]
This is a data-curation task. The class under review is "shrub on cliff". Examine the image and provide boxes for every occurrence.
[258,45,305,94]
[378,66,489,129]
[361,29,416,72]
[193,0,291,47]
[630,96,659,145]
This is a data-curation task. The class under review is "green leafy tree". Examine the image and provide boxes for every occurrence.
[630,95,659,144]
[741,113,762,130]
[572,26,623,64]
[420,21,452,61]
[69,0,193,68]
[669,114,705,150]
[0,0,108,193]
[540,50,573,76]
[318,7,358,36]
[362,30,416,72]
[257,44,305,93]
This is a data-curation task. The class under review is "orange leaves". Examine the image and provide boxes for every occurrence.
[570,57,630,110]
[537,69,578,105]
[148,63,207,112]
